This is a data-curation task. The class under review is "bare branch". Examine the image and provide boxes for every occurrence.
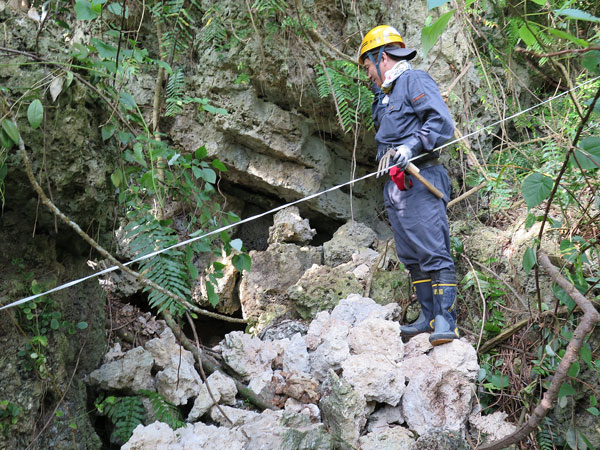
[479,253,599,450]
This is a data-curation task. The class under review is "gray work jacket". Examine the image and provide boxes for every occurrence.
[372,70,454,162]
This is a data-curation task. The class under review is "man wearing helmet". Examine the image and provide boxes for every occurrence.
[359,25,458,345]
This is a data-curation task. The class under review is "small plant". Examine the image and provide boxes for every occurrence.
[14,275,88,378]
[315,60,374,132]
[0,400,22,436]
[95,394,146,444]
[139,390,185,430]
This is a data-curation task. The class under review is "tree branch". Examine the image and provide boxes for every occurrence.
[515,45,600,59]
[18,144,246,324]
[479,253,599,450]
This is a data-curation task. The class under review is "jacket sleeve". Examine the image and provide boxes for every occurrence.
[403,72,454,154]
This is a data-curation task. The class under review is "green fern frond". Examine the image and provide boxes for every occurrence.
[165,68,185,117]
[125,214,190,314]
[536,416,558,450]
[98,395,146,444]
[201,8,228,48]
[139,390,185,430]
[252,0,287,15]
[315,60,374,132]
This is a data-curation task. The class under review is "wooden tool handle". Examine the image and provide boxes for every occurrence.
[405,163,444,199]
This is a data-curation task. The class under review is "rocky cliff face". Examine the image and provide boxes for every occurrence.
[164,0,476,239]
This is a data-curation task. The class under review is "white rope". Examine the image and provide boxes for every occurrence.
[2,75,598,312]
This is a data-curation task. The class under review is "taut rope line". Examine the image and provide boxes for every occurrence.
[2,75,599,312]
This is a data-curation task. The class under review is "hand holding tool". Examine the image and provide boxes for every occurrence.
[376,147,445,199]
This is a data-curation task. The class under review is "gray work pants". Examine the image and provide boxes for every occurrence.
[383,164,455,274]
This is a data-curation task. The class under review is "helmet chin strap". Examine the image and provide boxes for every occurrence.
[367,45,386,85]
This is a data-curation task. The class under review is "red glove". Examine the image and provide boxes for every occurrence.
[390,166,413,191]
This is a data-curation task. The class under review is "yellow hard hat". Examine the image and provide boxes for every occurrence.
[358,25,416,64]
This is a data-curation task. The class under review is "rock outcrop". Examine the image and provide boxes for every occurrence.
[111,295,518,449]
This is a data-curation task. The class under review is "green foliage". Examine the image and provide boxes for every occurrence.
[200,7,229,50]
[0,400,22,437]
[521,172,554,208]
[315,60,374,132]
[115,136,248,314]
[150,0,200,60]
[139,390,185,430]
[421,10,455,57]
[537,417,559,450]
[95,395,145,444]
[10,264,87,378]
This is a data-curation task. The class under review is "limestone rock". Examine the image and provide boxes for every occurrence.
[402,367,476,435]
[273,372,321,404]
[323,221,377,267]
[342,354,406,406]
[221,331,276,380]
[259,319,309,341]
[430,339,479,380]
[155,364,202,406]
[145,327,193,370]
[122,421,247,449]
[469,411,518,444]
[87,346,154,392]
[209,405,260,427]
[187,371,238,421]
[308,317,350,381]
[283,333,310,374]
[369,270,411,306]
[239,409,333,450]
[193,253,240,315]
[289,264,363,319]
[414,431,470,450]
[347,317,404,362]
[145,328,202,405]
[239,243,322,319]
[367,405,405,433]
[320,370,367,450]
[268,206,316,244]
[403,333,433,359]
[284,398,321,422]
[359,426,416,450]
[331,294,400,326]
[220,331,277,394]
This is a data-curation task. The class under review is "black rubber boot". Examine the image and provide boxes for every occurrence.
[400,269,435,337]
[429,270,460,346]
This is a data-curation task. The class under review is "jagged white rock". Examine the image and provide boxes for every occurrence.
[145,328,202,405]
[342,354,406,406]
[469,410,518,444]
[430,338,479,381]
[282,333,310,374]
[220,330,277,393]
[359,426,416,450]
[187,371,238,422]
[209,405,259,427]
[366,404,405,433]
[268,206,316,245]
[87,346,154,392]
[347,317,404,362]
[308,318,350,382]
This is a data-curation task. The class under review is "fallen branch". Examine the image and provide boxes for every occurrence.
[447,181,487,208]
[19,144,246,324]
[516,45,600,59]
[185,312,235,426]
[479,253,599,450]
[162,310,277,412]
